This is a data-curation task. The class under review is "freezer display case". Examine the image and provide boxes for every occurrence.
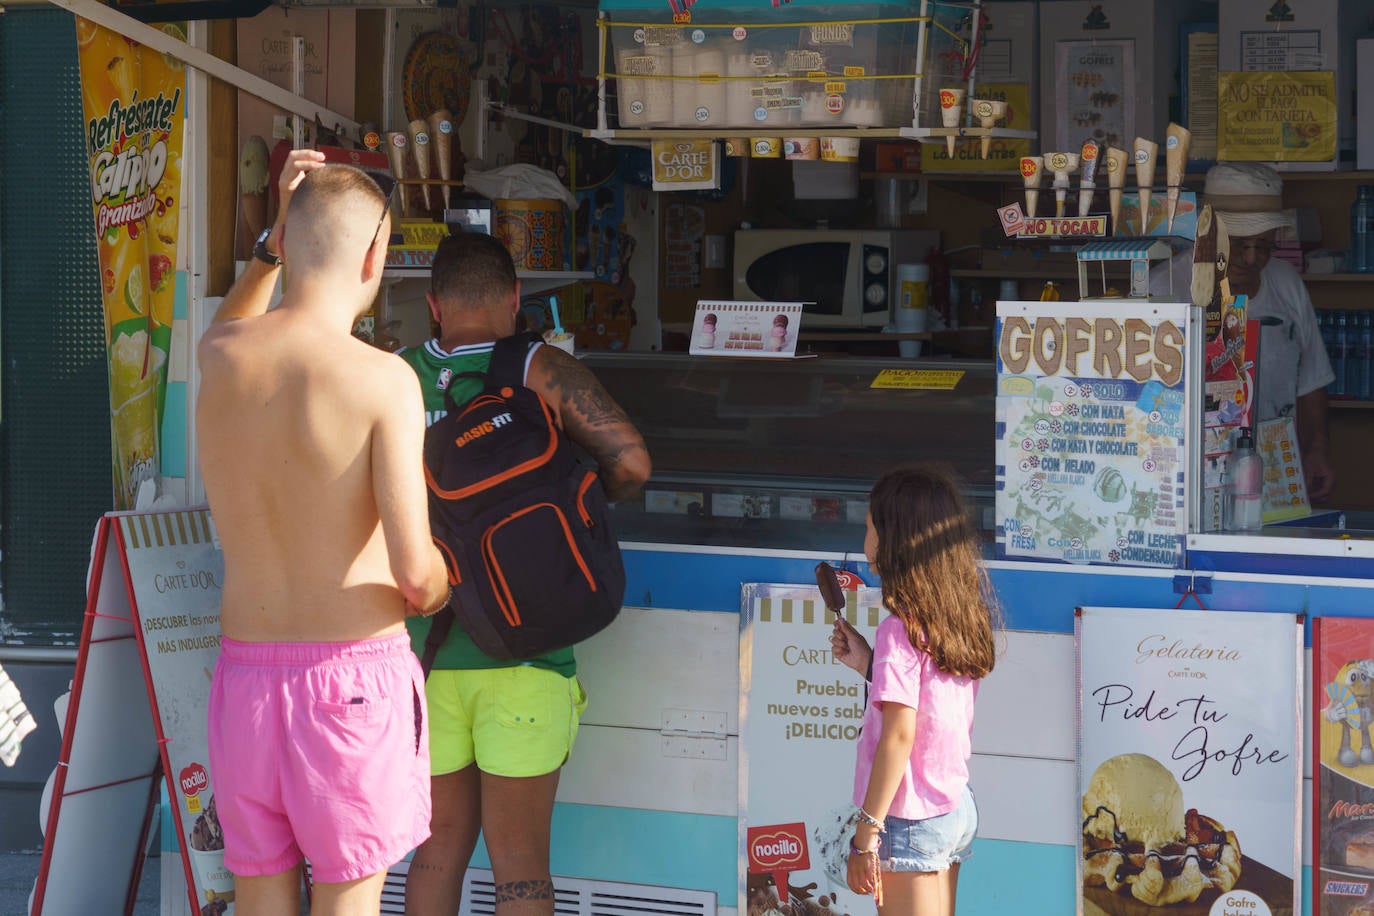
[583,353,997,552]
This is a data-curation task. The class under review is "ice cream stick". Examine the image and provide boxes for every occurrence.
[973,99,1007,160]
[1165,123,1191,232]
[1020,156,1043,220]
[1045,151,1079,219]
[384,131,409,219]
[1105,147,1128,235]
[1133,137,1159,232]
[939,87,965,158]
[408,118,432,214]
[1078,139,1101,218]
[427,108,454,210]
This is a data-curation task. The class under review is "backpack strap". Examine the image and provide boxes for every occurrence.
[419,605,456,679]
[488,331,541,390]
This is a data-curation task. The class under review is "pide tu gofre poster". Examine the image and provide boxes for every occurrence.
[1078,606,1302,916]
[1314,617,1374,916]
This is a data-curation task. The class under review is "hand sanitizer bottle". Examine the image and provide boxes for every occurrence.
[1226,427,1263,532]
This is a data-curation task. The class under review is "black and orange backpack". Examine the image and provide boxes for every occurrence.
[418,332,625,671]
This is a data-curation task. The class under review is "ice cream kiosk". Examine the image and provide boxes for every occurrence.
[12,2,1374,916]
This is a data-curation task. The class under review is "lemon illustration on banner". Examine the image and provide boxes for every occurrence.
[125,264,145,316]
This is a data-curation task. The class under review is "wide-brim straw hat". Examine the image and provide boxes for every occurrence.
[1204,162,1297,241]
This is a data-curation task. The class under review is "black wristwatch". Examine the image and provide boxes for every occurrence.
[252,228,282,268]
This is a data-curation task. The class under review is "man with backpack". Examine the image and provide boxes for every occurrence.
[401,231,650,916]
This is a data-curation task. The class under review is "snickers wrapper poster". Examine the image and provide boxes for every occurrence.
[740,582,882,916]
[77,18,186,509]
[1313,617,1374,916]
[1077,606,1301,916]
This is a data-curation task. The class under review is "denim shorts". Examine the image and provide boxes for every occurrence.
[878,784,977,873]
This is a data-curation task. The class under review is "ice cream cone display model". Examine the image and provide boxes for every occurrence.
[1105,146,1128,235]
[237,135,270,259]
[427,108,454,210]
[1133,137,1159,232]
[408,118,433,215]
[1078,140,1101,218]
[385,131,409,219]
[972,99,1008,159]
[1045,151,1080,219]
[1165,122,1191,232]
[939,87,965,157]
[1020,156,1043,219]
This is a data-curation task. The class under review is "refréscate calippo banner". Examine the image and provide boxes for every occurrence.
[77,17,185,509]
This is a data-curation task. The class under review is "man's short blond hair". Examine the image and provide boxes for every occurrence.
[284,164,388,271]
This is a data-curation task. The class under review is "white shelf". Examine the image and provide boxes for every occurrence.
[382,269,592,296]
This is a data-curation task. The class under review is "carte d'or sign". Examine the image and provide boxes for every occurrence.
[998,315,1185,387]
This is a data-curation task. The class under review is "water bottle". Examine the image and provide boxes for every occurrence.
[1321,311,1338,395]
[1346,311,1357,398]
[1226,427,1263,532]
[1333,311,1349,396]
[1351,185,1374,273]
[1362,312,1374,400]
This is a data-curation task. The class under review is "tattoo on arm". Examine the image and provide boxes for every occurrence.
[494,879,555,903]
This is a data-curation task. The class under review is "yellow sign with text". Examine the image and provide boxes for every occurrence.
[1217,71,1336,162]
[870,369,965,390]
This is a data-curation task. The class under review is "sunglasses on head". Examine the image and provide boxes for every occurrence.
[371,173,398,249]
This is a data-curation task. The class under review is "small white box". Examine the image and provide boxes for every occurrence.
[1360,38,1374,170]
[1219,0,1373,168]
[1038,0,1213,155]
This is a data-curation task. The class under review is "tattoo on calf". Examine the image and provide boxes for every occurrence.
[494,879,555,903]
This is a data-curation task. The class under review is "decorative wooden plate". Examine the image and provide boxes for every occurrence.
[401,31,471,127]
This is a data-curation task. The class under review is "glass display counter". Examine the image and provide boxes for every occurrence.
[582,353,996,552]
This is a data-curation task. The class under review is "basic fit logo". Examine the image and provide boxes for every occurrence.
[179,763,208,797]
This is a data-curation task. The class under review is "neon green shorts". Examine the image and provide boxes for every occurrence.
[424,666,588,778]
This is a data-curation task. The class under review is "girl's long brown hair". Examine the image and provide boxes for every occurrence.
[868,464,1000,679]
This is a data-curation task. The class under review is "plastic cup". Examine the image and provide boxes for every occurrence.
[543,330,576,355]
[895,264,929,358]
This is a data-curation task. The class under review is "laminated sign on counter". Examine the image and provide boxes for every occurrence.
[690,300,809,359]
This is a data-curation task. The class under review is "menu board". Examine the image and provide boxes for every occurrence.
[995,301,1193,568]
[1078,606,1302,916]
[1314,617,1374,916]
[740,582,883,916]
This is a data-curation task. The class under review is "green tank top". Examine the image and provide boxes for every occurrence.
[399,339,576,678]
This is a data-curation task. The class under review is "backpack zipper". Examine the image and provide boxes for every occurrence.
[481,503,597,627]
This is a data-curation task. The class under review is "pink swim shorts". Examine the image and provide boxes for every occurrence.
[206,633,431,884]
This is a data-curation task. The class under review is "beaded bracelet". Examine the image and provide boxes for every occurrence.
[855,807,886,831]
[849,844,878,857]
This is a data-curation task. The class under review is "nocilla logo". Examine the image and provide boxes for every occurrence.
[454,412,513,447]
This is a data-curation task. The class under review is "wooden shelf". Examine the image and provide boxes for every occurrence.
[951,268,1082,280]
[1330,399,1374,409]
[1302,273,1374,282]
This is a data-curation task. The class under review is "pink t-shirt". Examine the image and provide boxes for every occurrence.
[852,613,978,820]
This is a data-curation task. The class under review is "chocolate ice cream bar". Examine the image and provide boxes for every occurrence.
[815,562,845,612]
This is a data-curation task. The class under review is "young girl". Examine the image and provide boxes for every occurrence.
[830,464,999,915]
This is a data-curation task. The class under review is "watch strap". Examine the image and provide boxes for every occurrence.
[252,229,282,268]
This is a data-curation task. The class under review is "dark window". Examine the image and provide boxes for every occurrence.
[0,9,113,644]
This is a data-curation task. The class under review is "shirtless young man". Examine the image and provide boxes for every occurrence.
[401,232,650,916]
[196,150,450,915]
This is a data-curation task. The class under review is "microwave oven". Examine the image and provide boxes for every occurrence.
[732,229,941,328]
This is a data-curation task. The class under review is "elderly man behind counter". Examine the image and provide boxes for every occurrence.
[1152,161,1336,503]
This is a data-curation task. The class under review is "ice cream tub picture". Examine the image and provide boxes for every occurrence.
[1077,606,1301,916]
